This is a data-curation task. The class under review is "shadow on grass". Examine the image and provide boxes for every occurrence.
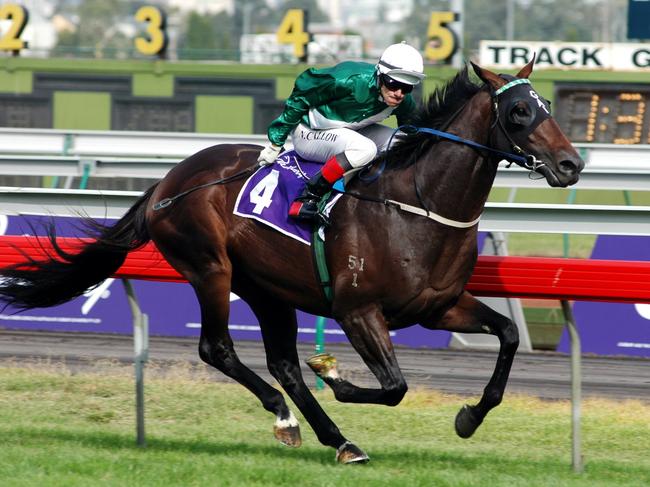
[4,426,650,480]
[2,426,333,463]
[369,448,650,480]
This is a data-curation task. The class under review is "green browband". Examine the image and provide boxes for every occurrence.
[494,78,531,96]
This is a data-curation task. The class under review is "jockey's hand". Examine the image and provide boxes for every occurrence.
[258,143,282,166]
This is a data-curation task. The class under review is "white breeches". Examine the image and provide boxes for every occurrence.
[290,123,396,168]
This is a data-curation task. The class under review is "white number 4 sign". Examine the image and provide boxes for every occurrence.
[249,169,279,214]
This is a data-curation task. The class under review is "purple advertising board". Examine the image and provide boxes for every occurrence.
[557,235,650,358]
[0,215,491,349]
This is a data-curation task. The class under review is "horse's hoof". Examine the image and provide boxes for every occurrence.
[273,424,302,448]
[454,404,483,439]
[335,441,369,464]
[306,353,339,380]
[273,411,301,447]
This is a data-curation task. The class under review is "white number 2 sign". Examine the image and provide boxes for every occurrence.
[249,169,279,214]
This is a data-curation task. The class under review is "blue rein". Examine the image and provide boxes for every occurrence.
[403,125,530,167]
[359,124,536,184]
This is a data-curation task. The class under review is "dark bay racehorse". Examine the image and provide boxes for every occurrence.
[0,61,583,463]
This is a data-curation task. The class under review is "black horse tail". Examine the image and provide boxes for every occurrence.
[0,183,158,310]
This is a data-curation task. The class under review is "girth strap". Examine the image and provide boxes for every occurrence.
[310,192,334,302]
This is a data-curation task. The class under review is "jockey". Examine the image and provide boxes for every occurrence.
[257,42,425,222]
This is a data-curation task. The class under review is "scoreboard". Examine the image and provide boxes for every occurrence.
[554,83,650,144]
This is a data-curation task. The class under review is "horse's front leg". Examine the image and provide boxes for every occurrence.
[307,303,408,406]
[423,291,519,439]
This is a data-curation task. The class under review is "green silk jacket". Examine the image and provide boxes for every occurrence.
[267,61,416,147]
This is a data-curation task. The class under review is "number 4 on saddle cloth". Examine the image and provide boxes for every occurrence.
[234,150,344,245]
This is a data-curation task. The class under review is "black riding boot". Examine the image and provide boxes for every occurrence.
[289,153,352,222]
[288,170,333,222]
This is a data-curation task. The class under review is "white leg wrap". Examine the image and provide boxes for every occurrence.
[324,367,340,380]
[274,410,299,429]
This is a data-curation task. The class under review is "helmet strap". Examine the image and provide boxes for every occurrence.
[378,59,400,71]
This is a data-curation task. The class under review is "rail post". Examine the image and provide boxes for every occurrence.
[563,188,577,257]
[78,160,93,190]
[561,299,583,473]
[122,279,149,447]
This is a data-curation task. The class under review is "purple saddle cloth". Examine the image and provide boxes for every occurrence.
[234,150,341,245]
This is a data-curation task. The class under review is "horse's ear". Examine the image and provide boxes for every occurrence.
[515,53,536,79]
[470,61,507,91]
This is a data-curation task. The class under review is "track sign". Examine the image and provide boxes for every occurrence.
[134,6,168,57]
[277,9,310,62]
[0,4,28,54]
[425,11,459,64]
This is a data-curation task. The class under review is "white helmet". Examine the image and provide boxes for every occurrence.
[377,42,425,85]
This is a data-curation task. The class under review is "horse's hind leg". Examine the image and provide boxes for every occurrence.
[243,291,368,463]
[426,291,519,439]
[191,271,301,447]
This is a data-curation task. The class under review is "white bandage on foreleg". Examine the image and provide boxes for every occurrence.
[275,410,299,429]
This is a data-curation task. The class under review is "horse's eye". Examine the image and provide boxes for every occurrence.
[508,101,535,127]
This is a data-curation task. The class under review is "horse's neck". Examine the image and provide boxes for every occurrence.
[384,91,496,223]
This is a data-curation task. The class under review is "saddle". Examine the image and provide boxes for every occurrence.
[234,151,342,245]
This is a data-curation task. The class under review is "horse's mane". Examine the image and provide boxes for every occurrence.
[385,66,483,169]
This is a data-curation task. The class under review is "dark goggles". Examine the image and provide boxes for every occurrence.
[380,74,414,94]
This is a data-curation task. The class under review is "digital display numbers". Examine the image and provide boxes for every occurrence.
[555,83,650,145]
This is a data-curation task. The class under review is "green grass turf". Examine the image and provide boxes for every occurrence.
[0,362,648,486]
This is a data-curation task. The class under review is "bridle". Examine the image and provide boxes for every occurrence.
[488,77,548,174]
[363,75,552,187]
[351,74,554,228]
[415,76,551,173]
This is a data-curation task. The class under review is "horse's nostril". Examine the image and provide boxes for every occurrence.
[559,160,580,175]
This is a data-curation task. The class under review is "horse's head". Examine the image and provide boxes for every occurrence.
[471,58,584,187]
